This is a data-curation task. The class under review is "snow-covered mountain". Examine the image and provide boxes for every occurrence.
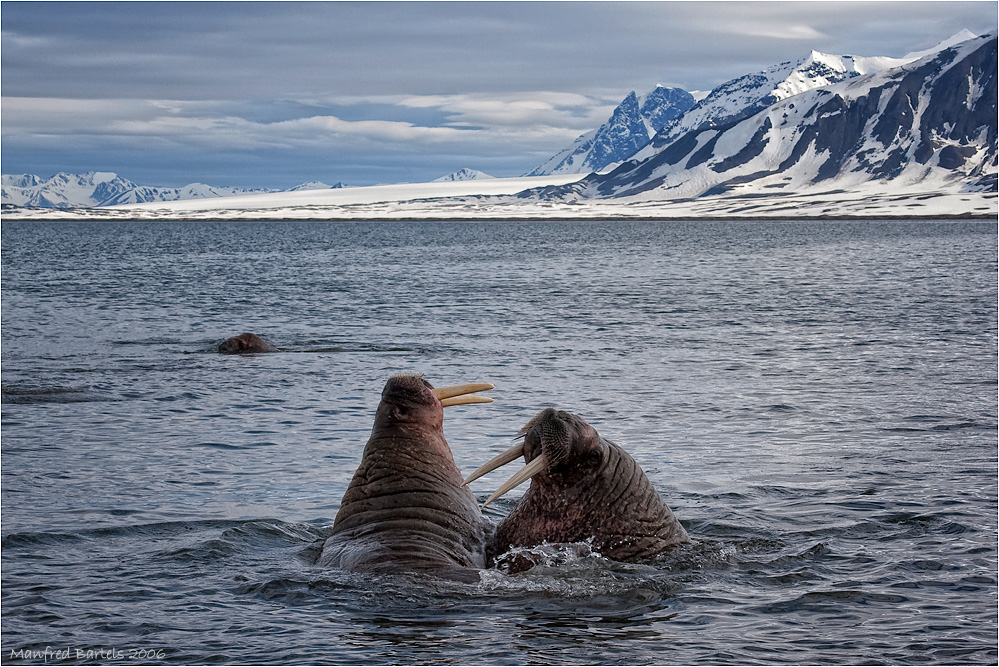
[526,85,695,176]
[0,172,343,208]
[286,181,347,191]
[433,168,494,182]
[529,32,996,202]
[626,49,933,167]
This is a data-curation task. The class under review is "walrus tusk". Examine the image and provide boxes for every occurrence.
[440,394,494,408]
[432,383,494,401]
[462,442,524,486]
[481,454,548,507]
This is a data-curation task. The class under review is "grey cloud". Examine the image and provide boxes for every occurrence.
[2,1,996,187]
[5,2,993,99]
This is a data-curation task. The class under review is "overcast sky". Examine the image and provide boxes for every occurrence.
[2,1,996,188]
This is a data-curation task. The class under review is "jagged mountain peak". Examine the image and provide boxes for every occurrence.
[904,29,979,59]
[287,181,347,191]
[4,172,273,208]
[433,168,495,182]
[527,85,695,176]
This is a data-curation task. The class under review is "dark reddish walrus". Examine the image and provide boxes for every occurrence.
[318,374,494,581]
[218,332,278,354]
[464,407,689,567]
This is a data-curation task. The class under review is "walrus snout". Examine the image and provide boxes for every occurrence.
[380,374,495,408]
[375,374,494,427]
[463,407,599,507]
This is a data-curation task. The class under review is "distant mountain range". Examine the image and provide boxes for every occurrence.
[433,168,494,182]
[1,172,346,208]
[521,31,995,202]
[4,31,993,212]
[526,85,696,176]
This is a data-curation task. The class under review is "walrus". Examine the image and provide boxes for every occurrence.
[464,408,689,567]
[218,332,278,354]
[317,374,494,581]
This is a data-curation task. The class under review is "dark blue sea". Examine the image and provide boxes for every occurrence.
[2,219,996,665]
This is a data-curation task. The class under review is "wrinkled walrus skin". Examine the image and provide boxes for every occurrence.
[218,332,278,354]
[318,375,493,582]
[466,408,689,567]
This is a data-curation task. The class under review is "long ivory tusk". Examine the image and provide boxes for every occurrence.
[432,383,494,401]
[462,442,524,486]
[440,395,494,408]
[482,454,548,508]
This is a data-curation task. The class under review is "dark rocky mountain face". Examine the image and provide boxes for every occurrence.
[583,92,650,170]
[639,86,698,134]
[526,86,695,176]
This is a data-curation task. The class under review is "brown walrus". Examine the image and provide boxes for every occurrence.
[465,408,689,567]
[318,374,495,581]
[218,332,278,354]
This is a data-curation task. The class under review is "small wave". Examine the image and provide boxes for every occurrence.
[805,511,974,544]
[112,337,187,346]
[289,338,433,354]
[3,518,322,551]
[884,421,989,433]
[297,343,418,354]
[883,414,992,433]
[754,588,910,614]
[152,520,326,564]
[191,440,282,450]
[236,577,317,603]
[1,384,114,404]
[185,339,430,355]
[1,531,86,548]
[930,421,986,431]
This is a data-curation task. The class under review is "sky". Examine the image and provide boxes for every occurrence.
[2,1,996,189]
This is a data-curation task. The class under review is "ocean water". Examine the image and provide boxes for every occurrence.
[2,219,996,665]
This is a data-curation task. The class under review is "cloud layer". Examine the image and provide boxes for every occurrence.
[2,1,995,187]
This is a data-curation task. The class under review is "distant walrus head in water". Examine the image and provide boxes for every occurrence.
[218,333,278,354]
[465,408,689,567]
[318,374,495,581]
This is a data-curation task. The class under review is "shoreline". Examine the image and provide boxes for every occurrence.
[3,212,996,223]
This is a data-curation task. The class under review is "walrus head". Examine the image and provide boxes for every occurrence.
[218,332,278,354]
[464,407,605,506]
[371,374,495,438]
